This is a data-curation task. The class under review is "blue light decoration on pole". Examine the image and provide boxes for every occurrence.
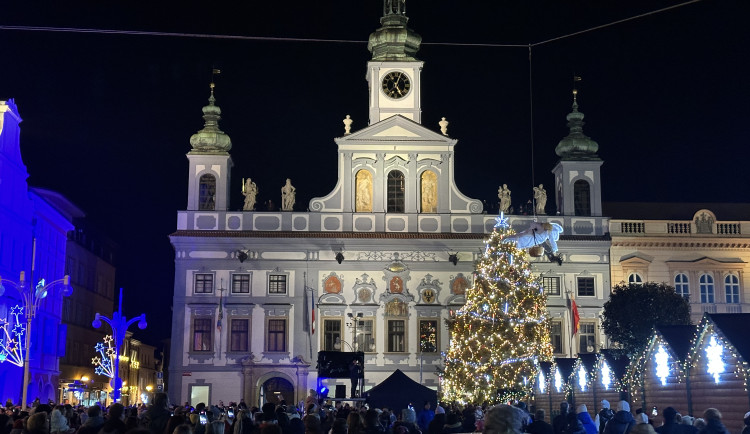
[92,288,147,402]
[0,268,72,410]
[91,335,115,378]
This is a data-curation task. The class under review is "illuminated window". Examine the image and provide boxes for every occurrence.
[543,277,561,296]
[231,274,251,294]
[628,273,643,285]
[600,361,612,390]
[674,273,689,301]
[198,174,216,210]
[577,277,595,297]
[229,319,249,352]
[194,274,214,294]
[387,171,405,213]
[574,180,591,216]
[578,365,587,391]
[654,345,669,386]
[266,319,287,352]
[387,319,406,352]
[323,319,341,351]
[355,319,375,352]
[700,274,714,303]
[419,319,438,353]
[550,320,563,354]
[724,274,740,304]
[578,323,596,353]
[192,318,212,352]
[268,274,287,295]
[705,335,724,384]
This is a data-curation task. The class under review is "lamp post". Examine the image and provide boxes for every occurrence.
[346,312,363,351]
[0,268,71,410]
[92,288,146,403]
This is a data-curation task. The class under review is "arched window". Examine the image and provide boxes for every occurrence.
[355,170,373,212]
[387,170,405,213]
[420,171,437,213]
[699,274,714,303]
[198,174,216,210]
[724,274,740,304]
[574,180,591,216]
[674,273,689,300]
[628,273,643,285]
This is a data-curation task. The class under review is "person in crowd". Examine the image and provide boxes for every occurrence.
[207,420,225,434]
[603,401,635,434]
[330,419,347,434]
[483,405,525,434]
[742,411,750,434]
[596,401,615,434]
[50,405,72,434]
[576,405,597,434]
[527,409,553,434]
[173,424,194,434]
[426,405,444,434]
[0,413,12,434]
[553,403,570,434]
[654,407,684,434]
[100,403,127,434]
[78,406,106,434]
[631,424,656,434]
[27,412,49,434]
[345,412,364,434]
[692,420,706,431]
[362,410,383,434]
[698,409,727,434]
[462,405,477,433]
[145,394,171,434]
[417,402,435,433]
[303,414,322,434]
[635,414,649,425]
[443,412,463,434]
[565,412,586,434]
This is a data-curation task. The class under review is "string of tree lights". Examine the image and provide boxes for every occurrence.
[441,214,553,404]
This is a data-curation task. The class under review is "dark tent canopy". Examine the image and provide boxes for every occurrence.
[365,369,437,414]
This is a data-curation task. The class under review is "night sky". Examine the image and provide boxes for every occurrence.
[2,1,747,345]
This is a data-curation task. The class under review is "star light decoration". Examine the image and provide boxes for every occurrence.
[0,304,26,367]
[91,335,115,378]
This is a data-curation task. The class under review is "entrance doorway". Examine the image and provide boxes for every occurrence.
[260,377,294,408]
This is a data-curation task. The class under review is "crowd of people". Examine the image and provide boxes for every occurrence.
[0,395,748,434]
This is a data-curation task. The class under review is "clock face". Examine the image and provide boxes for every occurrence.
[381,71,411,99]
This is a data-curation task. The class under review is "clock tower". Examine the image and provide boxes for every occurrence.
[366,0,423,124]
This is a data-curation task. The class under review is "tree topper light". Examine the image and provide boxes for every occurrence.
[655,344,670,386]
[705,335,725,384]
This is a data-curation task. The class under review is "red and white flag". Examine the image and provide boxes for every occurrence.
[570,299,580,337]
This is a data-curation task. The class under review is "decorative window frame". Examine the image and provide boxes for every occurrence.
[576,273,596,298]
[723,272,740,304]
[263,304,291,355]
[351,273,378,305]
[188,305,216,355]
[225,303,253,354]
[193,272,215,295]
[540,272,562,297]
[674,272,690,300]
[415,274,442,304]
[266,269,290,296]
[230,272,253,295]
[699,272,715,304]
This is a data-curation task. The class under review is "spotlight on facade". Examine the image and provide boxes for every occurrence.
[335,252,345,264]
[448,253,458,266]
[237,251,248,263]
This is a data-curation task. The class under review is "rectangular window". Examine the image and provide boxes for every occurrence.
[268,274,287,294]
[551,320,563,354]
[387,319,405,353]
[230,319,249,352]
[232,274,251,294]
[194,274,214,294]
[356,319,375,352]
[577,277,595,297]
[578,322,596,354]
[267,319,286,352]
[419,319,438,353]
[192,318,212,352]
[323,319,342,351]
[543,277,561,296]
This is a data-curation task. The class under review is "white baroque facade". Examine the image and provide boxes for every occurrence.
[168,4,611,408]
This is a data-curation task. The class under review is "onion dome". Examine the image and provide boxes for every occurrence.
[555,89,600,160]
[367,0,422,61]
[189,83,232,154]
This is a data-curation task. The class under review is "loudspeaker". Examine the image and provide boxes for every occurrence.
[335,385,346,399]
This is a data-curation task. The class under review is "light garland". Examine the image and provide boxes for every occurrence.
[0,304,25,366]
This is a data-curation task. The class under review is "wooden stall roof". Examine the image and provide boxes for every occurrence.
[704,313,750,364]
[656,324,697,363]
[556,358,578,380]
[578,353,598,372]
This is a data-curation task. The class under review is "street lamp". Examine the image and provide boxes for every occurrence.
[0,269,71,410]
[346,312,363,351]
[92,288,146,403]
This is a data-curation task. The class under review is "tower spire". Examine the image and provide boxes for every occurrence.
[367,0,422,61]
[189,81,232,154]
[555,77,599,160]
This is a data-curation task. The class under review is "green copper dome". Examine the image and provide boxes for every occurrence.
[555,90,600,160]
[367,1,422,61]
[189,84,232,154]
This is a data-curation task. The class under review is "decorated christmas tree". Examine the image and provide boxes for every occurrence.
[441,214,554,404]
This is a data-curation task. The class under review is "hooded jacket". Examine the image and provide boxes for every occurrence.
[577,410,598,434]
[603,410,635,434]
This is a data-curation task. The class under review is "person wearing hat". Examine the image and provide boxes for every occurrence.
[596,401,615,434]
[603,401,635,434]
[577,405,597,434]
